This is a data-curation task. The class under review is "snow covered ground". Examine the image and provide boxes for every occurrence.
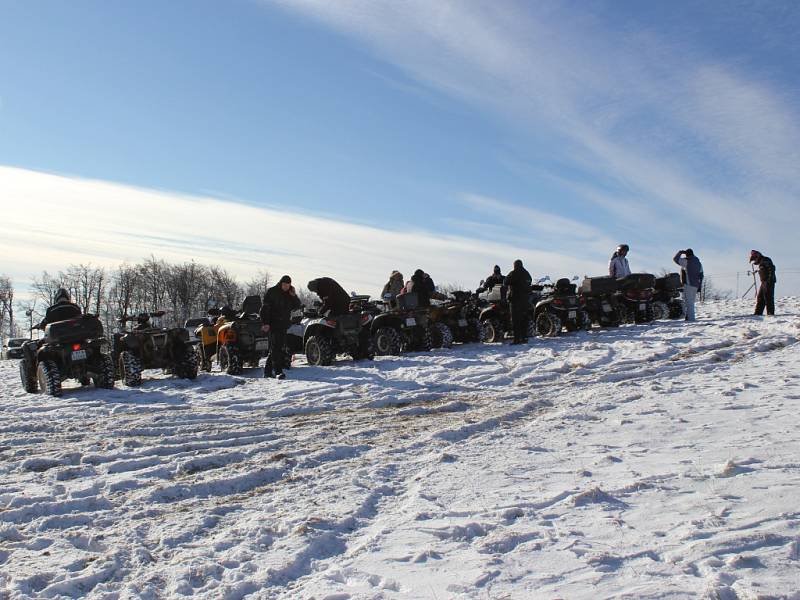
[1,298,799,599]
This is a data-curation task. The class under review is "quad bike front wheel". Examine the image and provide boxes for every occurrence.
[651,301,669,321]
[431,322,454,349]
[119,351,143,387]
[372,327,402,356]
[668,299,686,319]
[305,335,335,366]
[19,359,38,393]
[175,347,199,380]
[482,318,503,343]
[536,312,562,337]
[196,344,213,372]
[37,360,62,397]
[218,345,243,375]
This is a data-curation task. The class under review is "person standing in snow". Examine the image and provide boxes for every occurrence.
[609,244,632,279]
[673,249,704,322]
[260,275,301,379]
[750,250,777,316]
[504,259,532,344]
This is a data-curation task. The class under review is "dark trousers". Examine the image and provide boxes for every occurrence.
[265,327,287,374]
[510,301,529,342]
[755,283,775,316]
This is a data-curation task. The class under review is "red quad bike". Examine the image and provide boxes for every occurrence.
[19,314,115,397]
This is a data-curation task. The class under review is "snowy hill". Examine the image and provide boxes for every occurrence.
[1,299,799,599]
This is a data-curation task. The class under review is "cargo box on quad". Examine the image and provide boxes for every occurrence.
[655,273,682,291]
[486,285,506,303]
[45,315,104,345]
[580,276,618,295]
[395,293,419,310]
[618,273,656,290]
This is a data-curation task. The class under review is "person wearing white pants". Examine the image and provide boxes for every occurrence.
[673,249,703,322]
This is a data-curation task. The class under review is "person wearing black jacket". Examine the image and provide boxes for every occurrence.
[409,269,434,307]
[478,265,504,292]
[504,259,532,344]
[308,277,351,316]
[260,275,301,379]
[750,250,777,316]
[37,288,82,330]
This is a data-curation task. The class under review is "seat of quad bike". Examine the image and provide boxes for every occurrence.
[555,278,576,294]
[240,295,262,316]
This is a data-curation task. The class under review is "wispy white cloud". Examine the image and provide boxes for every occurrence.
[0,166,615,297]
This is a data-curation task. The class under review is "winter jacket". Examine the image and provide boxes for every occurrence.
[382,278,404,300]
[757,256,777,284]
[309,277,351,316]
[673,252,704,288]
[609,254,631,279]
[260,284,301,328]
[409,271,434,306]
[480,273,505,292]
[37,302,82,329]
[504,266,532,303]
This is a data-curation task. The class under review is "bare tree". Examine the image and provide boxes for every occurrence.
[699,277,733,302]
[31,271,64,306]
[209,266,243,308]
[62,264,106,315]
[244,269,271,300]
[0,275,13,337]
[165,261,207,325]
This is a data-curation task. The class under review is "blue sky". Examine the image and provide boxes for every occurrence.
[1,0,799,294]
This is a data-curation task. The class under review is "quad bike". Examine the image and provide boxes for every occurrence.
[210,296,271,375]
[428,291,484,346]
[19,314,114,397]
[112,311,198,386]
[534,278,591,337]
[370,292,432,356]
[194,314,223,372]
[477,285,537,343]
[615,273,658,324]
[653,273,685,319]
[579,276,623,328]
[296,297,374,366]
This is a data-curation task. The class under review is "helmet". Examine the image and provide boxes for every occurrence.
[616,244,629,254]
[54,288,71,304]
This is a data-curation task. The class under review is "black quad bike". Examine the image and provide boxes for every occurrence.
[211,296,271,375]
[113,311,198,386]
[371,293,432,356]
[534,278,591,337]
[653,273,685,319]
[615,273,658,324]
[19,314,115,397]
[300,300,374,366]
[478,285,538,342]
[430,291,484,346]
[579,276,623,328]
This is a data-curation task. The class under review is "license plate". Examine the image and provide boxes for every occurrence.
[568,311,576,319]
[639,303,646,311]
[458,319,468,327]
[602,303,611,312]
[255,339,269,350]
[405,318,416,327]
[71,350,87,361]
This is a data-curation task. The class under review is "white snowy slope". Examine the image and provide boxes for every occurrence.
[1,299,799,600]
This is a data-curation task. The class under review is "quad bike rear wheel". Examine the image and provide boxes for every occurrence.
[536,312,562,337]
[668,299,686,319]
[175,347,199,380]
[93,354,116,389]
[373,327,402,356]
[37,360,62,397]
[431,322,454,349]
[196,345,213,372]
[19,359,38,393]
[218,345,243,375]
[651,301,669,321]
[120,351,143,387]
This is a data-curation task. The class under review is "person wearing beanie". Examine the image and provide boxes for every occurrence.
[749,250,777,316]
[409,269,434,307]
[381,270,404,301]
[478,265,505,292]
[504,259,532,344]
[673,248,704,321]
[260,274,301,379]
